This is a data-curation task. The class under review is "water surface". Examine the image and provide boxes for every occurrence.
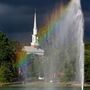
[0,87,89,90]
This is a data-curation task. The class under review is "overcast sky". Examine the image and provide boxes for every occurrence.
[0,0,89,42]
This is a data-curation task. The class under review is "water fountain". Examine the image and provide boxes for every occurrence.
[21,0,84,90]
[39,0,84,89]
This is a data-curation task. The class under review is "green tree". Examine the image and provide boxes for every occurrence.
[85,43,90,82]
[0,32,17,82]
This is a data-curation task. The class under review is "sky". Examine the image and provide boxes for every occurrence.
[0,0,89,42]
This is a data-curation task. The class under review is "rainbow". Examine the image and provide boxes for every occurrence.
[16,51,27,68]
[16,51,35,68]
[16,2,71,68]
[38,2,70,44]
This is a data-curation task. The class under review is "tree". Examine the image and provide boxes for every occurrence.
[85,43,90,82]
[0,32,17,82]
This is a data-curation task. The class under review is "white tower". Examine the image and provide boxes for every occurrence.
[22,11,44,55]
[31,12,39,47]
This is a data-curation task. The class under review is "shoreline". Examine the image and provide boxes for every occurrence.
[0,81,90,88]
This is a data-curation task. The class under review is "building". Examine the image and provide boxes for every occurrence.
[22,12,44,56]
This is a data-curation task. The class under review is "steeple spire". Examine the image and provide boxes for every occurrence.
[22,10,44,56]
[33,11,37,35]
[31,11,39,47]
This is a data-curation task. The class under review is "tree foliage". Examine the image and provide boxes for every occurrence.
[85,43,90,82]
[0,32,18,82]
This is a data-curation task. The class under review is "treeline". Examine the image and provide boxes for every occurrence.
[0,32,90,83]
[0,32,21,82]
[85,42,90,83]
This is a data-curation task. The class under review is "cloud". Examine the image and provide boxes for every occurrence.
[0,0,69,6]
[0,1,60,33]
[0,3,33,15]
[81,0,90,12]
[0,3,12,14]
[7,32,32,43]
[0,0,89,41]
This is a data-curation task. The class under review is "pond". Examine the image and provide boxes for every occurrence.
[0,87,89,90]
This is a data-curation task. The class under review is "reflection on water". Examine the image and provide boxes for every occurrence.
[0,87,88,90]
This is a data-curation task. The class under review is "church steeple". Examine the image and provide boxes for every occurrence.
[31,11,39,47]
[22,10,44,56]
[33,11,37,35]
